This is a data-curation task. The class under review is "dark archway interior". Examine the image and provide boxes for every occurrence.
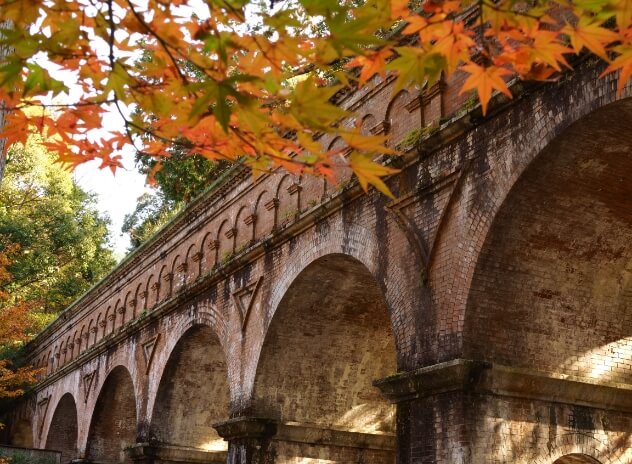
[252,254,396,462]
[465,98,632,384]
[150,325,229,451]
[554,454,602,464]
[9,419,32,448]
[45,393,78,462]
[86,367,137,464]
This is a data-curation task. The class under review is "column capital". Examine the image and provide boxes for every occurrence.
[213,416,277,441]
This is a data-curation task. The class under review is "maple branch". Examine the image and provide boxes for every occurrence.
[123,0,191,87]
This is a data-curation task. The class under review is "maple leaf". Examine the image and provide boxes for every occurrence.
[564,17,619,59]
[347,48,393,85]
[459,63,513,115]
[602,44,632,94]
[349,152,399,198]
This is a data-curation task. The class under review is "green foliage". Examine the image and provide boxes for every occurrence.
[137,152,230,204]
[0,136,116,324]
[123,152,230,251]
[122,191,180,251]
[0,450,58,464]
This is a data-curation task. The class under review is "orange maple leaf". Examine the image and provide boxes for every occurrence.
[602,44,632,94]
[564,18,619,59]
[459,63,513,115]
[347,49,393,85]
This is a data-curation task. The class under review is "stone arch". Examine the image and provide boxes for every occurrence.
[145,307,227,422]
[148,323,229,455]
[464,97,632,382]
[275,174,297,227]
[216,219,232,265]
[361,113,377,135]
[113,299,124,331]
[554,456,603,464]
[157,264,170,302]
[184,242,199,282]
[427,67,632,361]
[254,189,274,237]
[251,252,397,462]
[530,434,620,464]
[145,275,157,310]
[94,314,102,345]
[121,291,132,326]
[200,231,216,272]
[58,340,66,367]
[327,136,352,184]
[86,365,138,464]
[233,205,251,253]
[45,392,78,462]
[385,89,410,145]
[9,419,33,448]
[132,282,143,319]
[170,254,184,293]
[77,326,85,357]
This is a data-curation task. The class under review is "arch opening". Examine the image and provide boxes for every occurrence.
[252,253,397,463]
[553,454,602,464]
[45,393,78,462]
[464,98,632,461]
[86,366,137,463]
[150,324,229,453]
[466,98,632,382]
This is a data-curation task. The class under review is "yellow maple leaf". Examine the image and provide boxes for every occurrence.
[349,152,399,198]
[564,17,619,59]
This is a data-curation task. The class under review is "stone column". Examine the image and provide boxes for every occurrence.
[375,359,632,464]
[214,417,277,464]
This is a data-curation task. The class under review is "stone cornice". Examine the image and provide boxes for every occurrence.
[213,418,395,451]
[374,359,632,413]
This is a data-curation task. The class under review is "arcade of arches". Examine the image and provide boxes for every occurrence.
[2,62,632,464]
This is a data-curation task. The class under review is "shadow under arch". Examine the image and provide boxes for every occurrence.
[86,366,137,464]
[149,324,230,453]
[251,253,397,463]
[45,392,78,462]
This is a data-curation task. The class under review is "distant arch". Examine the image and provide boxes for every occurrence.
[45,393,78,462]
[86,366,137,463]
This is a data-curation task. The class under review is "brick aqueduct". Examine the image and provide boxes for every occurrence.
[2,58,632,464]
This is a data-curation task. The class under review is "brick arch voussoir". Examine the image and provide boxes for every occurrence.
[144,305,227,424]
[242,219,414,399]
[454,69,632,340]
[531,433,622,464]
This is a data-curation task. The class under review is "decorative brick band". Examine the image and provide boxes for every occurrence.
[374,359,632,413]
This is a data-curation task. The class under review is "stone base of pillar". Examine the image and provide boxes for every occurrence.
[125,442,226,464]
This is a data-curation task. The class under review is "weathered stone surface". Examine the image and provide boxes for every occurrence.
[2,58,632,464]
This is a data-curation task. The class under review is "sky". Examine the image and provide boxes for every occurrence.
[73,155,151,259]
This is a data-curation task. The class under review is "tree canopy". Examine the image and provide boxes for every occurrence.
[0,0,630,196]
[0,135,116,321]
